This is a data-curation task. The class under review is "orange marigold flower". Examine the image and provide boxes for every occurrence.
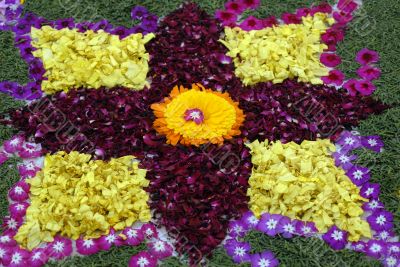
[151,84,245,146]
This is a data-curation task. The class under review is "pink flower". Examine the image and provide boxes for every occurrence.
[311,2,333,15]
[338,0,358,13]
[215,10,237,26]
[0,231,17,247]
[147,240,173,259]
[129,251,157,267]
[239,16,263,31]
[356,48,380,65]
[321,28,345,47]
[46,236,73,260]
[97,228,124,251]
[333,11,353,25]
[281,12,301,24]
[2,216,22,231]
[122,227,144,246]
[3,135,24,154]
[355,80,376,96]
[262,16,278,28]
[141,224,158,239]
[8,181,30,202]
[0,152,8,165]
[238,0,260,10]
[343,79,358,96]
[321,70,345,86]
[215,53,232,64]
[8,202,29,218]
[8,248,30,267]
[76,238,100,255]
[28,248,49,267]
[357,65,381,81]
[18,143,42,159]
[320,53,342,67]
[18,161,41,178]
[295,8,311,19]
[225,1,246,14]
[0,244,12,265]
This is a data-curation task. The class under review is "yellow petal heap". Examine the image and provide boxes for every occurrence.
[220,13,334,85]
[31,26,154,94]
[246,139,371,241]
[151,84,245,146]
[15,151,151,250]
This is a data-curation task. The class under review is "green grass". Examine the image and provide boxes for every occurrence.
[0,0,399,266]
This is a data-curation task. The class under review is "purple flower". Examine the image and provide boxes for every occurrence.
[0,81,19,94]
[281,12,301,24]
[28,59,45,81]
[9,202,29,219]
[18,42,35,61]
[355,80,376,96]
[332,152,357,170]
[250,250,279,267]
[296,7,311,19]
[215,10,237,26]
[294,220,318,237]
[46,236,73,260]
[388,242,400,256]
[24,81,43,100]
[76,238,100,255]
[357,65,381,81]
[320,53,342,67]
[278,216,296,238]
[351,241,367,253]
[360,183,380,199]
[228,219,249,238]
[225,1,246,15]
[90,19,112,32]
[131,6,149,20]
[241,211,259,229]
[18,143,42,158]
[322,225,348,250]
[356,48,380,65]
[225,240,251,263]
[28,248,49,267]
[362,199,385,212]
[110,26,130,39]
[12,84,32,100]
[8,181,30,202]
[361,135,384,153]
[367,211,394,231]
[122,226,144,246]
[215,53,232,64]
[139,20,157,33]
[256,213,282,236]
[55,18,75,29]
[383,256,399,267]
[375,230,395,241]
[336,131,362,152]
[13,20,31,35]
[147,240,173,260]
[0,244,12,265]
[129,251,157,267]
[365,239,387,259]
[346,165,370,186]
[239,16,264,31]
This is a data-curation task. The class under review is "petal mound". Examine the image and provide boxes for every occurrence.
[220,13,334,85]
[151,84,244,146]
[15,151,150,250]
[247,139,371,241]
[30,26,154,94]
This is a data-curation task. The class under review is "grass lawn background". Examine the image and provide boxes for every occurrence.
[0,0,399,266]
